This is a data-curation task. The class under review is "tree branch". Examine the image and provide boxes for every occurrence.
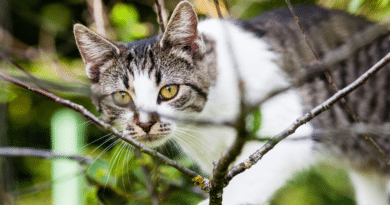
[91,0,106,36]
[154,0,166,33]
[0,70,203,182]
[213,0,224,19]
[0,147,92,165]
[225,51,390,182]
[208,7,248,203]
[284,2,390,164]
[284,0,318,61]
[295,23,388,85]
[0,50,51,91]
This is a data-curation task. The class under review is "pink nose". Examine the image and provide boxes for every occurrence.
[137,122,153,133]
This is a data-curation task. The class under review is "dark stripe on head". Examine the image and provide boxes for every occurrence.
[185,83,207,99]
[181,104,203,112]
[93,93,109,114]
[127,52,135,77]
[155,70,161,86]
[122,73,129,89]
[142,56,148,72]
[89,62,105,83]
[148,49,155,77]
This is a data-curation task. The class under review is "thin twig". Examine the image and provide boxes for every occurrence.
[247,86,290,113]
[0,147,92,165]
[0,71,203,181]
[213,0,223,19]
[0,50,51,91]
[208,17,247,205]
[225,51,390,182]
[92,0,106,36]
[137,150,159,205]
[296,24,388,85]
[284,1,390,164]
[154,0,166,32]
[13,75,90,96]
[284,0,318,60]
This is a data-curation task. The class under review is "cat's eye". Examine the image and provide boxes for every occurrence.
[112,91,132,106]
[159,85,179,101]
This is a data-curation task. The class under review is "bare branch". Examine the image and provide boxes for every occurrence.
[295,24,388,85]
[247,86,290,113]
[0,70,203,181]
[137,150,159,205]
[0,147,92,165]
[284,0,318,60]
[154,0,166,32]
[320,123,390,136]
[213,0,223,19]
[0,50,51,91]
[284,2,390,164]
[208,18,248,205]
[90,0,106,36]
[226,51,390,183]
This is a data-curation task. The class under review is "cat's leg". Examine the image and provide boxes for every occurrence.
[349,170,389,205]
[199,139,314,205]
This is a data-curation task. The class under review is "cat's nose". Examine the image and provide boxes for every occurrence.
[138,122,153,133]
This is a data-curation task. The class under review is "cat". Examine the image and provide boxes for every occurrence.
[74,1,390,204]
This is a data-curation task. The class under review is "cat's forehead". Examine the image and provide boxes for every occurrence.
[121,36,196,86]
[126,37,158,54]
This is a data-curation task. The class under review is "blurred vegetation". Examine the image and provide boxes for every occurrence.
[1,0,390,204]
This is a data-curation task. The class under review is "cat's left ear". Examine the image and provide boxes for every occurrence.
[160,1,205,56]
[74,24,120,82]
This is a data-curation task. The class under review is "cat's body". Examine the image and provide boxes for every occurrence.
[74,2,390,204]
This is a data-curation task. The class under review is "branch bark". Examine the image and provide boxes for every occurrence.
[284,1,390,164]
[154,0,167,32]
[0,147,92,165]
[226,51,390,182]
[0,71,203,181]
[208,4,248,202]
[91,0,106,36]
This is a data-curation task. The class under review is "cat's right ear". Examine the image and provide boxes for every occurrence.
[73,24,120,82]
[160,1,205,56]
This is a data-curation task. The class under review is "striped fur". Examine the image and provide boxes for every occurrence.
[75,2,390,204]
[239,5,390,174]
[74,2,217,148]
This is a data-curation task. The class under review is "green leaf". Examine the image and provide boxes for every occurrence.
[111,3,139,27]
[248,107,262,139]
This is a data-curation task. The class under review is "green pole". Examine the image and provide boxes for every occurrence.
[51,109,84,205]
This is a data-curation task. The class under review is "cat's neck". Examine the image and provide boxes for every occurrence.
[197,19,291,123]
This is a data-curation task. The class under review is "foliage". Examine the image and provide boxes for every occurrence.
[2,0,390,204]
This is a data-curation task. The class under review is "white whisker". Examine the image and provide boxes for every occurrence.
[105,141,126,189]
[83,135,116,159]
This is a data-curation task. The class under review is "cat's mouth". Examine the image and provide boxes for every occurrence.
[133,134,169,147]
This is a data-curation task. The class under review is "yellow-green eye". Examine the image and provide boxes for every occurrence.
[112,91,132,106]
[160,85,179,100]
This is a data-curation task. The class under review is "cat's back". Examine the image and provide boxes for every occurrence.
[237,6,390,173]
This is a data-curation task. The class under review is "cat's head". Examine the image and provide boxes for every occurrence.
[74,1,216,147]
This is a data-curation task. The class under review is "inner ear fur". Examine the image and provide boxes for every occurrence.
[160,1,205,56]
[74,24,120,82]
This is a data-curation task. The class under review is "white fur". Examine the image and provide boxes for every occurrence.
[173,19,316,204]
[349,171,389,205]
[193,19,390,205]
[133,73,159,122]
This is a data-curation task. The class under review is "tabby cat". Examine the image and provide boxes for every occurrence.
[74,1,390,204]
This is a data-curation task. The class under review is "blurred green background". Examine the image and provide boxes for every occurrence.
[1,0,390,204]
